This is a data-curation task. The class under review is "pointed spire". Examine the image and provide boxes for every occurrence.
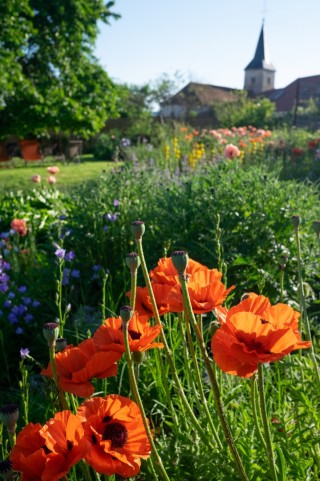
[245,23,275,71]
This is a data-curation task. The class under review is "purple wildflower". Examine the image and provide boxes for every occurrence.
[62,268,70,286]
[71,269,80,279]
[24,313,34,323]
[55,248,66,259]
[16,327,23,335]
[0,284,9,293]
[22,297,32,306]
[113,199,120,208]
[92,265,101,272]
[103,225,109,232]
[8,313,18,324]
[105,213,118,222]
[65,251,76,261]
[18,286,27,293]
[32,300,40,308]
[8,292,15,299]
[20,348,30,359]
[3,300,12,308]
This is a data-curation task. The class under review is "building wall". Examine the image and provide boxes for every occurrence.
[244,69,275,94]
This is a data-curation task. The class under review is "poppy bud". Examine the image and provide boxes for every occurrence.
[0,404,19,435]
[120,305,134,324]
[0,459,13,480]
[126,252,141,273]
[171,250,189,275]
[311,220,320,235]
[132,351,145,365]
[43,322,59,345]
[241,292,250,301]
[56,338,67,353]
[131,221,145,240]
[290,215,301,229]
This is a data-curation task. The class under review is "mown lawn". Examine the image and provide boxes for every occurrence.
[0,158,119,193]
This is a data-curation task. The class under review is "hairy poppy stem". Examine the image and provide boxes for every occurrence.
[293,225,320,388]
[250,375,267,450]
[48,344,68,411]
[183,308,223,450]
[122,319,171,481]
[135,237,216,449]
[130,269,138,311]
[257,364,279,481]
[179,274,250,481]
[101,272,109,321]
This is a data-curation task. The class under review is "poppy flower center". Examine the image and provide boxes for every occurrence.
[129,330,141,341]
[237,335,265,353]
[102,422,128,448]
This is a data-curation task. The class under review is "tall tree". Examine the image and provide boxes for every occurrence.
[0,0,120,138]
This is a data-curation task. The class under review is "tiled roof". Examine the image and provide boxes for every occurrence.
[164,82,238,107]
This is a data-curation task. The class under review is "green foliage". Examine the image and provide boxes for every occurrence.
[215,91,275,128]
[1,140,320,480]
[0,1,119,138]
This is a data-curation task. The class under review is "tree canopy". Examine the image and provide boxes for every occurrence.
[0,0,120,139]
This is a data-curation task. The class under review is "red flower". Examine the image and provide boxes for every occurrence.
[10,219,27,237]
[126,285,172,320]
[166,267,234,314]
[93,312,163,353]
[216,293,300,332]
[77,395,151,477]
[211,311,311,378]
[10,411,89,481]
[150,257,206,285]
[41,338,121,397]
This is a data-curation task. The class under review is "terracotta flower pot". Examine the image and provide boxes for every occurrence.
[20,139,42,161]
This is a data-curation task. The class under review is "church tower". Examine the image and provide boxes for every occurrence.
[244,23,275,95]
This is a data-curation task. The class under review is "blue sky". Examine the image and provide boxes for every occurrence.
[95,0,320,93]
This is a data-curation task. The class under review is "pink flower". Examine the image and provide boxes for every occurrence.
[31,174,41,183]
[11,219,27,237]
[224,144,240,159]
[47,166,60,175]
[47,176,56,184]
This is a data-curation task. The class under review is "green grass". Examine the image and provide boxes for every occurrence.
[0,158,119,192]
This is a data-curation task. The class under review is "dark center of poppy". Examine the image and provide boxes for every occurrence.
[102,422,128,448]
[42,444,52,455]
[0,459,13,473]
[67,440,73,451]
[103,415,112,423]
[129,329,141,341]
[260,318,270,325]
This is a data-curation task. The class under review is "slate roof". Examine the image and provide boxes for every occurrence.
[245,24,275,72]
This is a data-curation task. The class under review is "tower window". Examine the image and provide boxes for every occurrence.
[267,77,271,85]
[251,77,256,84]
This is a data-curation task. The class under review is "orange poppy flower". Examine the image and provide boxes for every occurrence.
[41,338,121,397]
[93,312,163,353]
[77,395,151,477]
[211,311,311,378]
[126,285,172,320]
[150,257,206,285]
[10,219,27,237]
[10,411,89,481]
[216,293,300,331]
[166,268,234,314]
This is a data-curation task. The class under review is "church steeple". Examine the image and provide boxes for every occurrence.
[244,23,276,95]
